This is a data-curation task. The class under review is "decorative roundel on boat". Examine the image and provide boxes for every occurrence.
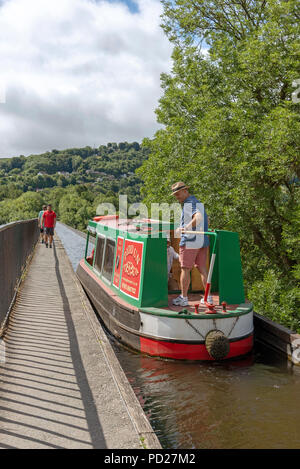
[205,330,230,360]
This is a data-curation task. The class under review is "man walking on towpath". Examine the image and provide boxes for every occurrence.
[171,182,211,307]
[42,204,56,249]
[38,205,47,244]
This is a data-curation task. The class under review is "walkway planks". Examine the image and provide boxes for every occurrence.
[0,237,160,449]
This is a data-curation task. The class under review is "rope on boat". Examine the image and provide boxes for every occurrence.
[226,316,240,338]
[184,319,206,340]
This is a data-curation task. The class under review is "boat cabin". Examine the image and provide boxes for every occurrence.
[83,215,245,312]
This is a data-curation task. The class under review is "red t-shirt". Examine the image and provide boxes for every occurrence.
[42,210,56,228]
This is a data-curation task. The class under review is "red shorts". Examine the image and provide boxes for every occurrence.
[179,246,209,270]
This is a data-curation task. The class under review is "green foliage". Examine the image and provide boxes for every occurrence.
[248,269,300,333]
[0,142,148,231]
[58,188,95,231]
[138,0,300,328]
[0,192,44,224]
[0,142,148,198]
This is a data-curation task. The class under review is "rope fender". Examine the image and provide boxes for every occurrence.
[205,330,230,360]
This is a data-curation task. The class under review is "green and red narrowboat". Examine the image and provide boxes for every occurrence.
[76,215,254,361]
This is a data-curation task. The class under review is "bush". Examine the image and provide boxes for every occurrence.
[248,269,300,333]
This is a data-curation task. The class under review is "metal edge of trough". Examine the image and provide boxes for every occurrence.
[55,230,162,449]
[254,313,300,365]
[58,221,300,367]
[0,218,37,232]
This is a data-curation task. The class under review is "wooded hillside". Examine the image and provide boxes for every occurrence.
[0,142,148,230]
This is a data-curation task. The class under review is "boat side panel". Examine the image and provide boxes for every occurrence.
[217,230,245,304]
[94,222,170,308]
[76,262,141,351]
[141,237,168,308]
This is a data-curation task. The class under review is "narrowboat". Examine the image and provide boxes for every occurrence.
[76,216,254,361]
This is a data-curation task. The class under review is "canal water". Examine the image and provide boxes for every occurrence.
[55,223,300,449]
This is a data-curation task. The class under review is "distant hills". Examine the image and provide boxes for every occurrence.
[0,142,148,197]
[0,142,149,229]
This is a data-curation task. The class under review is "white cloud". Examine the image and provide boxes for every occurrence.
[0,0,173,157]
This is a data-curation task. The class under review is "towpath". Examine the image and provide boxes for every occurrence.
[0,237,160,449]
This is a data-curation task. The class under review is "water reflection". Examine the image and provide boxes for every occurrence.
[56,222,300,449]
[112,338,300,449]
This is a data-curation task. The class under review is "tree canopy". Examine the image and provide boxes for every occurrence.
[138,0,300,331]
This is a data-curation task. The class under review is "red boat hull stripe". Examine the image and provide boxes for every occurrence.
[140,334,253,360]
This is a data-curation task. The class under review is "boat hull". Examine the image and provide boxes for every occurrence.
[77,260,253,361]
[139,335,253,361]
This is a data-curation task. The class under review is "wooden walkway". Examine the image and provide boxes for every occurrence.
[0,238,160,449]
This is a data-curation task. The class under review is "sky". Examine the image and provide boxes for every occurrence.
[0,0,173,158]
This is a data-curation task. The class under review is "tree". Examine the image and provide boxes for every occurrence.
[44,187,65,215]
[0,191,44,224]
[137,0,300,330]
[71,155,82,171]
[58,191,94,231]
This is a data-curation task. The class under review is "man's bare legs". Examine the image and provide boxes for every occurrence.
[175,264,207,307]
[179,265,210,308]
[172,267,190,306]
[180,267,191,298]
[181,267,208,295]
[197,265,208,292]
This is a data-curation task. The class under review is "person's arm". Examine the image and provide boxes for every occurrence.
[54,213,57,229]
[178,211,203,234]
[186,211,203,231]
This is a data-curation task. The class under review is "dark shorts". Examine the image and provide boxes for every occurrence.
[40,228,44,233]
[45,227,54,236]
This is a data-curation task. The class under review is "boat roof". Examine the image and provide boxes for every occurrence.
[88,216,175,237]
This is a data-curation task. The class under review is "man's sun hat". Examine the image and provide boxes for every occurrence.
[171,181,189,195]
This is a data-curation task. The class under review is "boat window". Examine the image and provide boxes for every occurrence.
[85,232,96,266]
[102,238,115,282]
[94,235,105,273]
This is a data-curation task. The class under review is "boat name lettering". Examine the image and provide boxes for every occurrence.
[124,245,141,266]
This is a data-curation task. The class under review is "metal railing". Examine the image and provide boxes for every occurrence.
[0,219,39,331]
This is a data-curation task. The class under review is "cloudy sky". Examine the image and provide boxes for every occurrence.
[0,0,173,158]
